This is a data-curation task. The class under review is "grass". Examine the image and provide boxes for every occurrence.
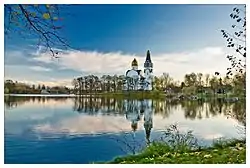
[105,124,246,164]
[99,90,166,99]
[108,139,246,164]
[95,90,245,100]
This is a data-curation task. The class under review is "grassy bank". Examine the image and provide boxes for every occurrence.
[99,91,166,99]
[6,90,244,100]
[98,91,245,100]
[108,139,246,164]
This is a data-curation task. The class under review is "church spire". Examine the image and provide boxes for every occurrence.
[144,50,153,68]
[146,50,152,63]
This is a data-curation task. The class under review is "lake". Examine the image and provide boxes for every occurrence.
[4,96,245,164]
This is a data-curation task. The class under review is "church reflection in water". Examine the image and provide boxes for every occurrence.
[124,99,153,145]
[4,96,246,145]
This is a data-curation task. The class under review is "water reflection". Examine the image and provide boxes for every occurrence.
[4,96,246,163]
[4,96,69,109]
[5,96,246,145]
[5,96,246,127]
[123,99,153,145]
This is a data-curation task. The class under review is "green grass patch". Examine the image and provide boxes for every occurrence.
[94,90,245,100]
[108,139,246,164]
[99,91,166,99]
[104,124,246,164]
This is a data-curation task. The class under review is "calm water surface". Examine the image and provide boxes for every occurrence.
[4,96,245,164]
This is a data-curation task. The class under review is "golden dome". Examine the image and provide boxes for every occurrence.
[131,58,138,66]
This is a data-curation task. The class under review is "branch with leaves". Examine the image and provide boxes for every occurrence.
[221,6,246,76]
[4,4,71,57]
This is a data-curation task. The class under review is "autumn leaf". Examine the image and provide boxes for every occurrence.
[43,13,50,19]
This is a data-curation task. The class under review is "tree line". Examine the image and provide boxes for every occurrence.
[72,75,125,94]
[4,71,245,96]
[72,72,245,96]
[4,79,71,94]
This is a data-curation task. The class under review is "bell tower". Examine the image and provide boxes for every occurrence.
[144,50,153,91]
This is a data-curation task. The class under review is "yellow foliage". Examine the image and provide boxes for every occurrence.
[43,13,50,19]
[203,154,212,158]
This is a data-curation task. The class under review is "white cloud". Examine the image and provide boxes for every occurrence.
[31,111,240,139]
[5,46,232,86]
[39,79,72,88]
[33,46,231,81]
[29,66,51,72]
[33,115,133,135]
[30,79,72,88]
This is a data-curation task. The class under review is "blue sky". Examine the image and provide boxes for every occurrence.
[4,4,243,86]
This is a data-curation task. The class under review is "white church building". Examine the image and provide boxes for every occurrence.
[123,50,153,91]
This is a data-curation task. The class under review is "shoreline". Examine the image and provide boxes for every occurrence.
[4,92,245,100]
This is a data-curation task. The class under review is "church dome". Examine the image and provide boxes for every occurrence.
[131,58,138,66]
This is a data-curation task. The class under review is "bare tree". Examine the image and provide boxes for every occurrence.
[4,4,71,57]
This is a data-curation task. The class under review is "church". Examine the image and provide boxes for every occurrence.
[123,50,153,91]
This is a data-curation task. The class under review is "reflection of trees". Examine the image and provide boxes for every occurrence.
[153,100,177,118]
[230,102,246,126]
[73,97,122,115]
[4,96,69,109]
[180,98,245,123]
[72,98,180,119]
[5,96,246,150]
[4,96,245,126]
[182,101,200,120]
[4,96,30,109]
[66,97,245,126]
[209,98,224,116]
